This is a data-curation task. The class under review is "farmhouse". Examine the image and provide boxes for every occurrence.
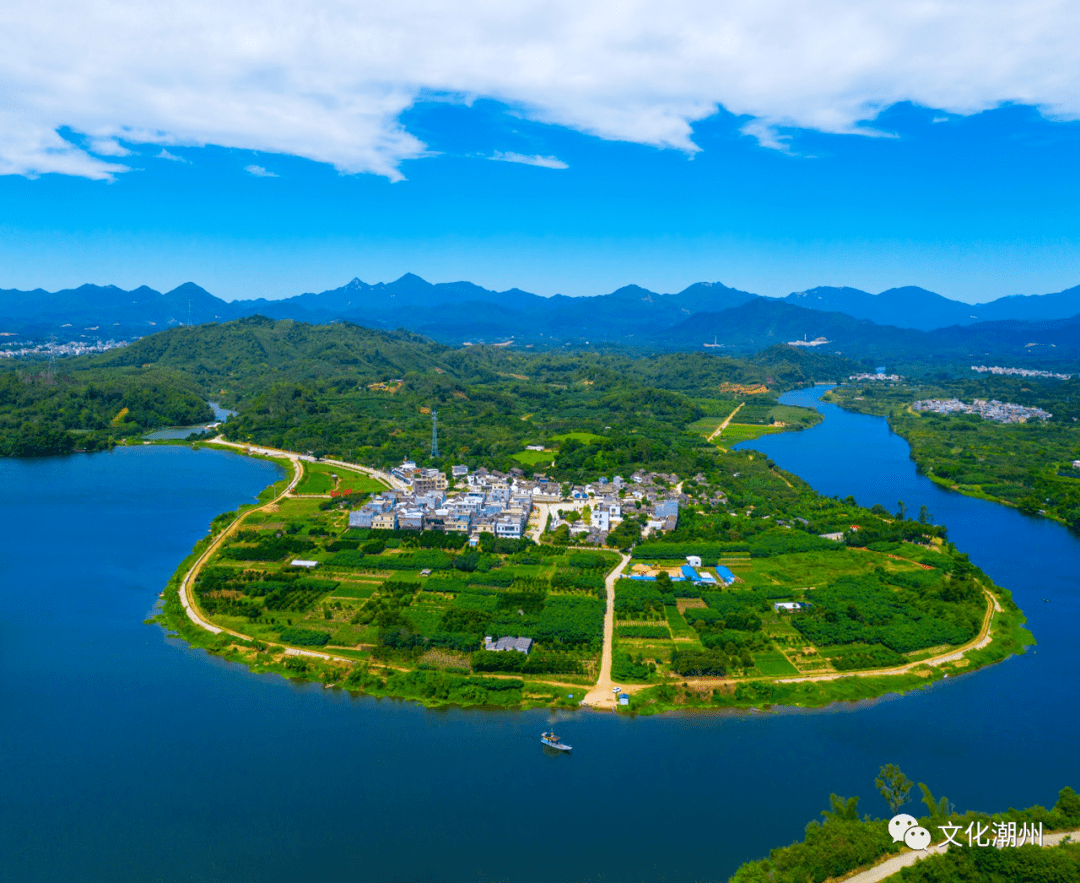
[483,636,533,654]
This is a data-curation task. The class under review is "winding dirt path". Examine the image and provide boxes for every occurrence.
[178,442,396,665]
[176,443,1005,706]
[178,448,304,637]
[837,828,1080,882]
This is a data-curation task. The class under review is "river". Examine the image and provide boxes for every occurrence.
[1,391,1078,883]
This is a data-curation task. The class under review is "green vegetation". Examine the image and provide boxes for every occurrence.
[608,444,1021,702]
[7,317,1022,710]
[827,377,1080,530]
[729,778,1080,883]
[893,841,1080,881]
[714,423,787,444]
[550,431,604,444]
[163,394,1030,711]
[183,490,617,701]
[511,448,554,466]
[3,318,850,480]
[295,460,387,496]
[0,365,211,456]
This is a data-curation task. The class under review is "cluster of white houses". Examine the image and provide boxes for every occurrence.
[349,462,544,540]
[348,462,685,543]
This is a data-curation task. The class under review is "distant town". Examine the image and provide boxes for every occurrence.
[849,372,902,382]
[0,338,132,359]
[971,365,1073,380]
[913,397,1052,423]
[348,461,686,545]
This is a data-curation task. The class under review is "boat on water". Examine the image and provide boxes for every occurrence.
[541,732,572,752]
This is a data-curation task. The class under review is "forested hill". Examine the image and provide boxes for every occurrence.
[96,316,467,390]
[3,317,858,465]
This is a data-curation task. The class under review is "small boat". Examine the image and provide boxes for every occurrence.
[541,731,572,752]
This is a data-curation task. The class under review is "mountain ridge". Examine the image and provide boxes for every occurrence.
[3,274,1080,363]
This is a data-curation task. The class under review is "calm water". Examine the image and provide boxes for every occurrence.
[142,402,237,440]
[2,397,1079,883]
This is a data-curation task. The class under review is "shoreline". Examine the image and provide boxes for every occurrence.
[154,439,1034,716]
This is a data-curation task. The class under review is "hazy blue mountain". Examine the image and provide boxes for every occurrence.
[659,297,930,356]
[234,275,758,343]
[784,285,982,330]
[784,282,1080,331]
[4,273,1080,364]
[0,282,239,338]
[659,296,1080,363]
[973,284,1080,323]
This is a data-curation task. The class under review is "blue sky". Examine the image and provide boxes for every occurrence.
[2,2,1078,303]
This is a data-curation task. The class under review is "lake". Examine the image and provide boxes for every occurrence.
[2,392,1078,882]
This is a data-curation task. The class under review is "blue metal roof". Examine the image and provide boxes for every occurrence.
[715,566,736,583]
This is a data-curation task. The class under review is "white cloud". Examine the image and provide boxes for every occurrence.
[245,164,278,177]
[156,148,189,162]
[1,1,1077,180]
[490,151,568,169]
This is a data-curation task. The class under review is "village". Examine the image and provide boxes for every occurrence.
[912,397,1052,423]
[348,460,687,546]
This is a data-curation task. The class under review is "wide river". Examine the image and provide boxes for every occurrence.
[2,387,1078,882]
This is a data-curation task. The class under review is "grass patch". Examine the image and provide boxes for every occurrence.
[716,423,787,444]
[296,460,388,496]
[665,605,697,638]
[551,431,604,444]
[329,584,379,600]
[512,449,554,466]
[752,651,799,676]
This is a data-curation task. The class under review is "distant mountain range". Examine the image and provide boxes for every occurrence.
[4,273,1080,364]
[784,284,1080,330]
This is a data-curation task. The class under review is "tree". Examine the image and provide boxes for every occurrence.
[1054,786,1080,824]
[919,783,950,819]
[821,794,860,822]
[918,505,931,524]
[897,500,907,520]
[876,764,913,815]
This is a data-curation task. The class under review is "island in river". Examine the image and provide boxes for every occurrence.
[155,435,1032,714]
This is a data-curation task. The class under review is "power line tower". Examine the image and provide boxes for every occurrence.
[430,409,439,459]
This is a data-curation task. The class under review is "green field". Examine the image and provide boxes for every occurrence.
[752,651,799,676]
[715,423,787,444]
[512,449,555,466]
[296,460,388,496]
[551,431,604,444]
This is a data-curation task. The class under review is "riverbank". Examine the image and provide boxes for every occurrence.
[154,438,1033,715]
[5,418,1077,883]
[821,386,1080,532]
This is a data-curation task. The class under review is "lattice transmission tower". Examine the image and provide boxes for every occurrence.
[430,409,439,459]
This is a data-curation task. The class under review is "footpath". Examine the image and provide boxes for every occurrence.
[839,828,1080,882]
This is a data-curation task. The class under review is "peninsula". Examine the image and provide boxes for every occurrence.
[157,434,1031,713]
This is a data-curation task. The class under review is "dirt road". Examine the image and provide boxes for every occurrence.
[708,402,744,442]
[838,828,1080,882]
[581,553,631,709]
